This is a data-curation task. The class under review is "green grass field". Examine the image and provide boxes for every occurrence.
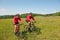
[0,16,60,40]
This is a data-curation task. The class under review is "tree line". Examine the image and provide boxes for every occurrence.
[0,12,60,19]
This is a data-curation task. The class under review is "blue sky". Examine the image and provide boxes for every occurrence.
[0,0,60,15]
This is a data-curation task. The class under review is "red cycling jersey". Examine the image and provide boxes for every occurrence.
[13,16,21,24]
[26,15,35,22]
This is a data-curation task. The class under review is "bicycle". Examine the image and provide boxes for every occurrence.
[24,21,41,34]
[14,24,27,40]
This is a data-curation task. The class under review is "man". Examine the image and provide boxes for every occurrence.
[26,12,35,32]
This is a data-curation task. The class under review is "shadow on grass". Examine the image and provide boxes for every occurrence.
[15,31,27,40]
[15,27,41,40]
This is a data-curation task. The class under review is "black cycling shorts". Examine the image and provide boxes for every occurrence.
[14,22,19,25]
[26,20,30,23]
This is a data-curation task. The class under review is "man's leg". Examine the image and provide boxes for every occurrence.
[27,22,32,32]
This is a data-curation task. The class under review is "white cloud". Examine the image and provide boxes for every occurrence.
[0,8,17,15]
[0,8,7,14]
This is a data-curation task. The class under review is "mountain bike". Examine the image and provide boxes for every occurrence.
[24,21,41,34]
[14,24,27,40]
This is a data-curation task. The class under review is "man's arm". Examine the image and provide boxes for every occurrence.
[31,16,35,21]
[30,16,35,22]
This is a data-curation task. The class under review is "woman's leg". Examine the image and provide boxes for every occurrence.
[27,22,32,32]
[14,24,20,34]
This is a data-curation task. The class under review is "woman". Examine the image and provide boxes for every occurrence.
[13,14,23,35]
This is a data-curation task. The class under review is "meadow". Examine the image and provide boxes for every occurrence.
[0,16,60,40]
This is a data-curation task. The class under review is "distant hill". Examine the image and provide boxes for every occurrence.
[0,13,43,19]
[20,13,44,18]
[45,12,60,16]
